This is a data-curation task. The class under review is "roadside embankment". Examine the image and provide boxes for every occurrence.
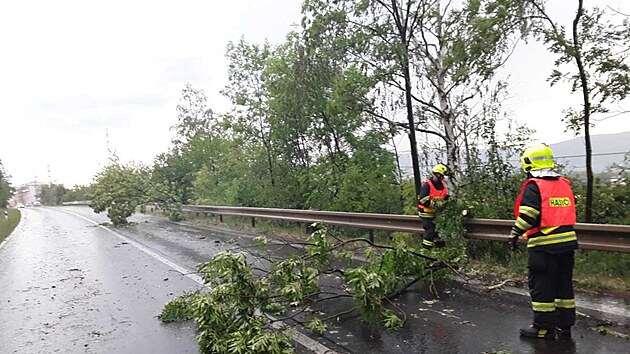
[0,208,21,246]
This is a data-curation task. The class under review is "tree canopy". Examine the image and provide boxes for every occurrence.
[0,160,12,208]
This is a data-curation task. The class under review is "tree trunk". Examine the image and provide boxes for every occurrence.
[258,114,276,188]
[404,63,423,196]
[435,1,458,183]
[573,0,593,222]
[437,78,458,180]
[391,0,423,197]
[390,128,406,210]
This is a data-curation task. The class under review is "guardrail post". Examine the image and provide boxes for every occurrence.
[179,205,630,253]
[251,217,256,228]
[369,230,374,243]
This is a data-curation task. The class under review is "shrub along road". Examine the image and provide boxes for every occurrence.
[1,206,628,353]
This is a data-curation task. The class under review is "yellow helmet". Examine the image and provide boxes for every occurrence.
[521,144,555,172]
[432,163,449,176]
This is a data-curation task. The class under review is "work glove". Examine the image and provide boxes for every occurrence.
[507,235,519,252]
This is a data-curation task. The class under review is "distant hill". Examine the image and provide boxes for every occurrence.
[549,131,630,173]
[397,131,630,175]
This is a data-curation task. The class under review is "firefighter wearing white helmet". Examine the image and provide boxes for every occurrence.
[417,163,449,249]
[509,143,578,340]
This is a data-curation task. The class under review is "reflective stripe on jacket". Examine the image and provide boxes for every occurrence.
[514,177,577,248]
[418,179,448,218]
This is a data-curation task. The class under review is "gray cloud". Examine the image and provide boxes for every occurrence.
[31,93,167,115]
[158,57,211,85]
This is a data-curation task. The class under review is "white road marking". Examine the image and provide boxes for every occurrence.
[0,229,16,251]
[60,208,338,354]
[61,208,204,284]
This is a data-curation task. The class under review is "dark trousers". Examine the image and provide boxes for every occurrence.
[528,250,576,329]
[420,217,436,246]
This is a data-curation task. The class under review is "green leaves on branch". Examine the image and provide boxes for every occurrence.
[91,161,151,225]
[306,226,333,268]
[345,268,395,323]
[191,252,293,354]
[272,257,320,304]
[306,317,327,335]
[162,226,458,352]
[158,292,200,323]
[433,200,468,241]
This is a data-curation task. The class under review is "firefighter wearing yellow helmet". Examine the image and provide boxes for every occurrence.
[509,143,578,340]
[417,163,449,249]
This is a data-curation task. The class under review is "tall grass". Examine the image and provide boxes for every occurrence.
[0,208,21,244]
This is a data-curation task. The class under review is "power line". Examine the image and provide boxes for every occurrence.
[394,150,628,159]
[397,151,628,168]
[553,152,628,159]
[508,151,628,162]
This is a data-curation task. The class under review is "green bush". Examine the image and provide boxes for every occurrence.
[91,162,151,226]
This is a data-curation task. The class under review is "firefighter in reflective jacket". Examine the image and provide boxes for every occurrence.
[417,163,449,249]
[508,143,578,340]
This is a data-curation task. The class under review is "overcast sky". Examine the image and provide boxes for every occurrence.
[1,0,629,187]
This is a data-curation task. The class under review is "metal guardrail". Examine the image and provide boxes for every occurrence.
[61,201,92,206]
[182,205,630,253]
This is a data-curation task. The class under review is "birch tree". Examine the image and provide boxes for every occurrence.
[302,0,533,193]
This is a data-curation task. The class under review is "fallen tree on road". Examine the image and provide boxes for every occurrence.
[159,225,465,354]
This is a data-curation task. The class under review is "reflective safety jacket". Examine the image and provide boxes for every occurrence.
[513,177,578,249]
[417,179,448,218]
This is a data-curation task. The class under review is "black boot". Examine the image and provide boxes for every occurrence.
[557,327,572,339]
[520,324,556,340]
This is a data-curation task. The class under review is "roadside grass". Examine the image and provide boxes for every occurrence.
[173,211,397,244]
[467,250,630,295]
[0,208,21,245]
[140,208,630,295]
[176,212,311,240]
[573,250,630,293]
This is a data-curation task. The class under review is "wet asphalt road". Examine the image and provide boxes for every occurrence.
[0,207,200,353]
[1,206,629,354]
